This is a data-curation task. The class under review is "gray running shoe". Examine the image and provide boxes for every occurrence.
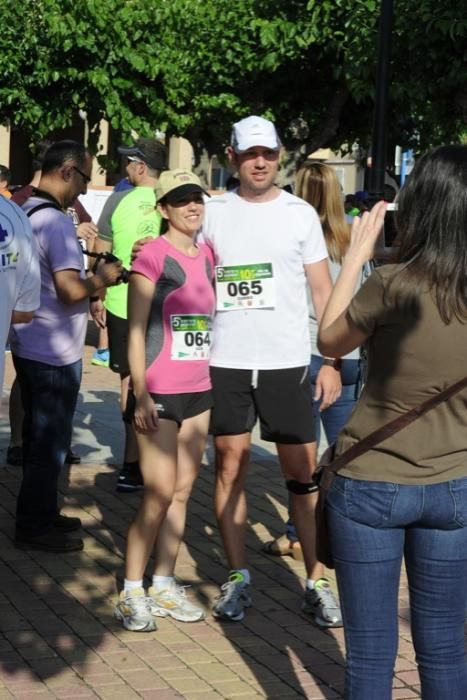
[147,584,205,622]
[302,578,343,628]
[114,588,157,632]
[212,572,251,621]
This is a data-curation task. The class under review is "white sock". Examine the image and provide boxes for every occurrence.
[123,578,143,593]
[152,575,174,592]
[230,568,250,585]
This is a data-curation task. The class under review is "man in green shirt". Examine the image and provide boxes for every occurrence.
[95,138,167,491]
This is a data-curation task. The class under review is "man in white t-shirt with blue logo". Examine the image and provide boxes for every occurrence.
[0,197,40,396]
[202,116,343,626]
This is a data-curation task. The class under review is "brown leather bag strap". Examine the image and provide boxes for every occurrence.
[326,375,467,475]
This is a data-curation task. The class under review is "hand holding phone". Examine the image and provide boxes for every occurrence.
[384,202,399,247]
[347,201,388,264]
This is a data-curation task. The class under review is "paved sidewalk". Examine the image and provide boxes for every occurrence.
[0,344,433,699]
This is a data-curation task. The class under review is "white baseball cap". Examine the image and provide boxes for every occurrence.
[230,115,282,153]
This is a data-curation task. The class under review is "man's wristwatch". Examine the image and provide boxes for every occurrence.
[90,296,100,303]
[322,357,342,371]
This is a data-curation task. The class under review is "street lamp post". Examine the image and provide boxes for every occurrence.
[368,0,394,203]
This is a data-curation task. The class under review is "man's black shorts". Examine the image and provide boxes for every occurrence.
[210,366,316,444]
[106,310,129,375]
[124,390,213,427]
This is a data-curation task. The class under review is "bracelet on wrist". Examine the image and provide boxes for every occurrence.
[322,357,342,371]
[90,295,100,303]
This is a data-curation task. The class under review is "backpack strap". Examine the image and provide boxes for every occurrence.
[26,202,62,218]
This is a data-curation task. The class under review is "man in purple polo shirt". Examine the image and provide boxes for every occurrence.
[10,141,123,553]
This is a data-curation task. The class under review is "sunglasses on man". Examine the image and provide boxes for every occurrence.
[72,165,91,184]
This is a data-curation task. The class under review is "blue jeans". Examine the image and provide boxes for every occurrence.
[285,355,361,541]
[310,354,361,445]
[327,475,467,700]
[13,355,82,536]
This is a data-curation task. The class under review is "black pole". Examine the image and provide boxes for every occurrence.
[368,0,393,203]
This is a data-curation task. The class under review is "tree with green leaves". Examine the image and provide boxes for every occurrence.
[0,1,466,161]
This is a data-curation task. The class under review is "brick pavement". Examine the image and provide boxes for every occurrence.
[0,343,436,699]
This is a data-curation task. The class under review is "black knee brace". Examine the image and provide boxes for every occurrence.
[286,479,318,495]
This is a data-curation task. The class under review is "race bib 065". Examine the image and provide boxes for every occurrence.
[215,263,275,310]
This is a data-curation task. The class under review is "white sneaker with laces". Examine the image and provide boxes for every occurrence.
[302,578,343,628]
[114,588,156,631]
[212,572,252,621]
[147,584,205,622]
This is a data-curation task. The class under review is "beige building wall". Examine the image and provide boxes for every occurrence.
[308,147,365,195]
[89,119,109,186]
[168,136,193,170]
[0,124,11,167]
[0,121,362,193]
[0,117,107,185]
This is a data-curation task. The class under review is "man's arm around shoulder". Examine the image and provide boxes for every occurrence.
[11,310,35,324]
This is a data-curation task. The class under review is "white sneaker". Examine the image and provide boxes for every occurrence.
[302,578,343,628]
[148,584,205,622]
[212,572,252,621]
[114,588,157,631]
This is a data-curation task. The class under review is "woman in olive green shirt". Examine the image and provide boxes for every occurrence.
[318,145,467,700]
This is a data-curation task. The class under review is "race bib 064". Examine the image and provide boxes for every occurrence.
[170,314,212,360]
[215,263,275,310]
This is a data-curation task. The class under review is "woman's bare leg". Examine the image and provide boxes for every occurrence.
[125,419,178,580]
[152,410,210,576]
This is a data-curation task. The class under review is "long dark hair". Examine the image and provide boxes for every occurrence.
[395,145,467,323]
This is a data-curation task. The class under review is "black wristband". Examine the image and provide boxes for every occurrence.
[322,358,342,371]
[90,295,100,303]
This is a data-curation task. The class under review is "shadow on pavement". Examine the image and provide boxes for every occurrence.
[71,389,123,467]
[181,456,346,698]
[0,344,344,696]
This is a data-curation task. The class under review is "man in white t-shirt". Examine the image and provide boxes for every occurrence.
[0,197,40,395]
[202,116,343,626]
